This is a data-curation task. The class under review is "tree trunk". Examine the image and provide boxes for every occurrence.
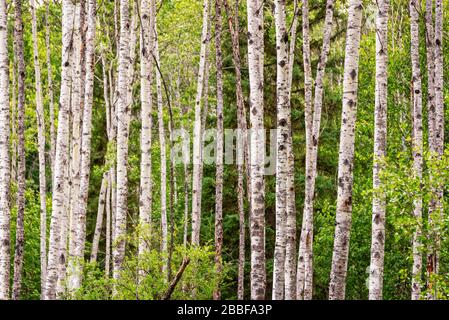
[328,0,363,300]
[409,0,423,301]
[46,0,56,174]
[247,0,266,300]
[31,0,48,297]
[272,0,290,300]
[223,0,249,300]
[12,0,26,299]
[113,0,131,283]
[368,0,389,300]
[213,0,224,300]
[154,25,169,278]
[138,0,154,257]
[91,172,107,263]
[66,0,97,293]
[0,0,10,300]
[191,0,210,246]
[427,0,444,296]
[284,0,299,300]
[297,0,334,300]
[44,0,75,299]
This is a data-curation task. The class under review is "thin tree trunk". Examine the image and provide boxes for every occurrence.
[272,0,290,300]
[429,0,444,294]
[328,0,363,300]
[44,0,76,300]
[368,0,389,300]
[113,0,131,283]
[68,1,85,266]
[191,0,210,246]
[31,0,48,297]
[67,0,97,293]
[138,0,154,257]
[247,0,266,300]
[46,0,56,174]
[410,0,423,301]
[213,0,224,300]
[424,0,437,298]
[223,0,249,300]
[0,0,10,300]
[284,0,299,299]
[297,0,334,300]
[12,0,26,299]
[105,171,112,277]
[91,172,107,263]
[153,25,169,278]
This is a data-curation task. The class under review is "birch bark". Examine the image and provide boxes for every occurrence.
[297,0,334,300]
[247,0,266,300]
[223,0,249,299]
[191,0,210,246]
[31,0,48,296]
[369,0,389,300]
[272,0,289,300]
[44,0,76,298]
[154,26,168,277]
[113,0,131,283]
[410,0,423,300]
[138,0,154,257]
[91,173,107,263]
[328,0,363,300]
[12,0,26,299]
[0,0,10,300]
[213,0,224,300]
[46,0,56,173]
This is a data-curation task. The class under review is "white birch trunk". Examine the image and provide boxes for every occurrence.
[0,0,10,300]
[213,0,224,300]
[113,0,131,283]
[12,0,26,299]
[154,27,168,277]
[297,0,334,300]
[191,0,210,246]
[247,0,266,300]
[410,0,423,300]
[138,0,154,257]
[91,173,107,263]
[44,0,76,299]
[46,0,56,174]
[328,0,363,300]
[31,0,48,296]
[368,0,389,300]
[272,0,289,300]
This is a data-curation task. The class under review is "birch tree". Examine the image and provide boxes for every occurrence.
[272,0,289,300]
[329,0,363,300]
[113,0,131,282]
[12,0,26,299]
[44,0,76,300]
[223,0,249,299]
[66,0,97,293]
[247,0,266,300]
[369,0,389,300]
[90,173,107,263]
[213,0,224,300]
[138,0,154,257]
[46,0,56,173]
[191,0,210,246]
[31,0,48,295]
[0,0,10,301]
[297,0,334,300]
[410,0,423,300]
[154,27,168,277]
